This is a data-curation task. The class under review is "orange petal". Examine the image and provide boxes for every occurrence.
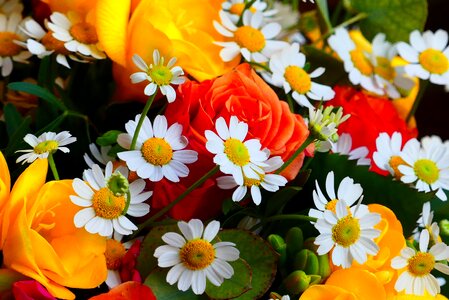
[89,281,156,300]
[299,285,357,300]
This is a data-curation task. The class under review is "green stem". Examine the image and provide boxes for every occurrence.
[237,0,257,26]
[130,92,157,150]
[135,165,220,233]
[276,135,315,174]
[48,153,59,180]
[250,214,317,231]
[316,0,333,35]
[406,79,428,124]
[286,93,295,113]
[248,61,271,73]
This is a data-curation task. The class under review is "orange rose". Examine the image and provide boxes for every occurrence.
[0,154,107,299]
[150,63,309,220]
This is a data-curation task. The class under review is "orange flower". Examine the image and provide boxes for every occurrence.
[95,0,239,101]
[0,153,107,299]
[89,281,156,300]
[40,0,97,14]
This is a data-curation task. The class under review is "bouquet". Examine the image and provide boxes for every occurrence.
[0,0,448,299]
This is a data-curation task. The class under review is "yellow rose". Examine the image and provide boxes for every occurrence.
[95,0,239,101]
[0,154,107,299]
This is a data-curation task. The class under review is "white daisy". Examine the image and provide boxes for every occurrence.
[84,143,114,168]
[221,0,277,24]
[20,17,78,68]
[399,138,449,201]
[314,200,381,268]
[205,116,269,186]
[0,0,22,15]
[413,202,440,244]
[71,162,152,237]
[47,11,106,60]
[269,43,335,108]
[308,171,368,221]
[154,219,240,295]
[130,50,185,102]
[117,114,198,182]
[421,135,449,154]
[0,12,32,77]
[16,131,76,164]
[391,229,449,296]
[214,10,288,63]
[328,28,383,95]
[373,132,409,179]
[217,156,287,205]
[331,133,370,166]
[397,29,449,86]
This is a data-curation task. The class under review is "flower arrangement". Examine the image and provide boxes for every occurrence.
[0,0,449,299]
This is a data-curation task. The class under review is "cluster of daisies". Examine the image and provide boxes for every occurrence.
[309,171,449,296]
[214,0,335,109]
[0,6,105,75]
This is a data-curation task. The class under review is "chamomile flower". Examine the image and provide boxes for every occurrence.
[104,236,135,288]
[328,28,383,95]
[269,43,335,108]
[16,131,76,164]
[47,11,106,60]
[0,12,32,77]
[314,199,381,268]
[214,10,288,63]
[309,171,368,220]
[413,202,440,244]
[205,116,269,186]
[331,133,370,166]
[84,143,114,168]
[391,229,449,296]
[221,0,277,23]
[71,162,151,237]
[117,115,198,182]
[154,219,240,295]
[217,156,287,205]
[397,29,449,86]
[373,132,408,179]
[130,50,185,102]
[0,0,23,15]
[20,17,75,68]
[399,138,449,201]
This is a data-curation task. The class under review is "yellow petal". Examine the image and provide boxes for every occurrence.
[299,285,357,300]
[0,151,10,193]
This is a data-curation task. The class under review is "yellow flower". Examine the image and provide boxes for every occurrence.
[0,152,107,299]
[40,0,97,14]
[95,0,239,101]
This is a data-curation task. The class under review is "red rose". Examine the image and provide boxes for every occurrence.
[326,86,417,173]
[12,280,56,300]
[151,63,309,220]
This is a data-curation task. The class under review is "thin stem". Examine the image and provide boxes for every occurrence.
[48,153,59,180]
[250,214,317,231]
[276,135,315,174]
[406,79,428,124]
[130,92,157,150]
[248,61,271,73]
[316,0,333,35]
[135,165,220,233]
[286,93,295,113]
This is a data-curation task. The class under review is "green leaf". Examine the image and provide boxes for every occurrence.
[346,0,427,42]
[8,82,66,111]
[144,268,207,300]
[136,224,178,280]
[0,268,27,297]
[205,259,252,299]
[96,130,122,146]
[308,153,433,236]
[218,229,278,300]
[3,103,23,137]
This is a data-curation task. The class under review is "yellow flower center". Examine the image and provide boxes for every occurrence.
[149,65,173,86]
[332,215,361,247]
[284,65,312,94]
[349,49,374,76]
[141,137,173,166]
[179,239,215,270]
[407,252,435,276]
[105,239,126,270]
[70,22,99,45]
[92,187,126,219]
[234,26,266,52]
[388,155,407,180]
[325,199,339,213]
[243,174,264,186]
[375,57,395,81]
[414,159,439,184]
[0,32,23,57]
[224,138,250,166]
[34,140,59,154]
[229,3,256,15]
[41,31,70,55]
[419,49,449,74]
